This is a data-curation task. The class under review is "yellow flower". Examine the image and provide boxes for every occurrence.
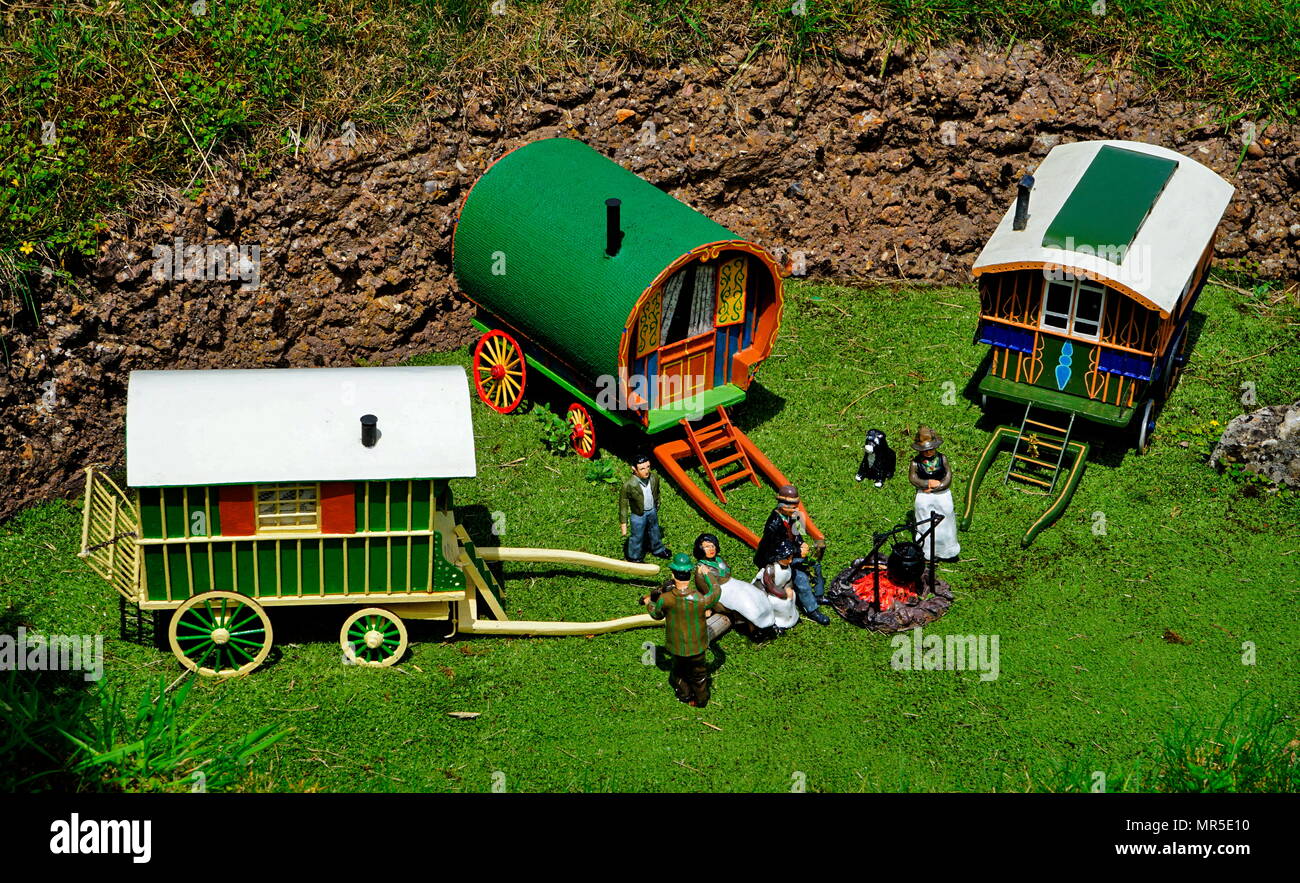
[19,241,34,254]
[1210,420,1220,426]
[10,178,16,187]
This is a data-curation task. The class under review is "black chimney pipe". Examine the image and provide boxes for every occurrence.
[1013,174,1035,231]
[360,414,378,448]
[605,198,623,257]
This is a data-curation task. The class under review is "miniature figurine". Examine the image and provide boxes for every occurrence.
[691,532,738,641]
[754,484,830,625]
[693,532,730,580]
[641,553,722,707]
[909,426,960,561]
[748,538,800,633]
[620,453,672,563]
[855,428,896,486]
[695,532,788,640]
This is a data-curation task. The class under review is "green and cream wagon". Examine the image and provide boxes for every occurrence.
[80,366,660,677]
[961,139,1234,544]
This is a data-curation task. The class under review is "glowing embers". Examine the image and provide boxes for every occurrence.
[827,537,954,633]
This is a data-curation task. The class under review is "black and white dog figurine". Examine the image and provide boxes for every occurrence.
[855,429,896,487]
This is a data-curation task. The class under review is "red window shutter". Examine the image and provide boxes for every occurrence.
[218,485,255,536]
[320,482,356,534]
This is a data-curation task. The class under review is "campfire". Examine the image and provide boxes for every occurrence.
[849,562,920,610]
[826,514,954,633]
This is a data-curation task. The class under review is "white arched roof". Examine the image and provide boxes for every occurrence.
[972,140,1234,317]
[126,366,477,487]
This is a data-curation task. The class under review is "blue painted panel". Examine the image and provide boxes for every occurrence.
[1055,341,1074,391]
[1098,348,1154,381]
[979,322,1036,354]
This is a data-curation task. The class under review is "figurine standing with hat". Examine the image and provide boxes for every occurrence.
[641,553,722,707]
[909,425,960,561]
[754,484,830,625]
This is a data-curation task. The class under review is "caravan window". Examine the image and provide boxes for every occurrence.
[256,483,319,532]
[1039,278,1106,341]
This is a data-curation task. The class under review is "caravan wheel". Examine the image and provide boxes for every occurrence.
[473,330,527,414]
[341,608,409,667]
[567,403,598,458]
[169,592,273,677]
[1135,399,1157,454]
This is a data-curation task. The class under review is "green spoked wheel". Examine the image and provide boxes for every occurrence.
[169,591,273,677]
[340,608,409,668]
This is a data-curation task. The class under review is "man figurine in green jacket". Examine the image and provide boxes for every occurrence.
[641,553,722,707]
[620,453,671,562]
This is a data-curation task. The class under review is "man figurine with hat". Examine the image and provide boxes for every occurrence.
[620,452,671,563]
[909,425,960,561]
[641,553,722,707]
[754,484,830,625]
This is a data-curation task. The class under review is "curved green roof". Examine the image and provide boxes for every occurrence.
[452,138,740,382]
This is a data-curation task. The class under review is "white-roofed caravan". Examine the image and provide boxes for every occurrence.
[79,366,663,677]
[961,139,1234,548]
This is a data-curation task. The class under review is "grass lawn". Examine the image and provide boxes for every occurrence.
[2,278,1297,792]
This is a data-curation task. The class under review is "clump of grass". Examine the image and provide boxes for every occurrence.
[0,669,290,793]
[63,675,293,793]
[1049,700,1300,793]
[0,670,95,791]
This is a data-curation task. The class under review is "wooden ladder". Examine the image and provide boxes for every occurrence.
[1004,404,1075,495]
[681,406,761,504]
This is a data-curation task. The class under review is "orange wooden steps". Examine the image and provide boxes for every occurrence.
[653,406,824,550]
[680,406,761,504]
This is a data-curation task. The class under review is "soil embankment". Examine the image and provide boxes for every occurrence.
[4,40,1297,518]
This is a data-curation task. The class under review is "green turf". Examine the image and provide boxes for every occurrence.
[1,278,1297,792]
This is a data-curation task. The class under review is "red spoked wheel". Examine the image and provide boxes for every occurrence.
[567,403,597,458]
[472,330,526,414]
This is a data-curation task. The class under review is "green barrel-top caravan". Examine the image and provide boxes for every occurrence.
[452,137,822,549]
[961,139,1234,545]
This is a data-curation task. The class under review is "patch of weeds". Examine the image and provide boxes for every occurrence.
[65,676,291,793]
[1046,699,1300,793]
[533,408,573,456]
[584,459,620,485]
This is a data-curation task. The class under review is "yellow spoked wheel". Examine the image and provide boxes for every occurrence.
[169,591,273,677]
[340,608,409,667]
[472,330,527,414]
[567,402,597,458]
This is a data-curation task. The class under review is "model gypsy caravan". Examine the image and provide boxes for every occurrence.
[961,139,1234,545]
[452,137,822,548]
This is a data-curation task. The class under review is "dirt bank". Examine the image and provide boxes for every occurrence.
[3,39,1297,519]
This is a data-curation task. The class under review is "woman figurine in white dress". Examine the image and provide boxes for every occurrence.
[909,425,960,561]
[696,534,798,638]
[751,539,800,630]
